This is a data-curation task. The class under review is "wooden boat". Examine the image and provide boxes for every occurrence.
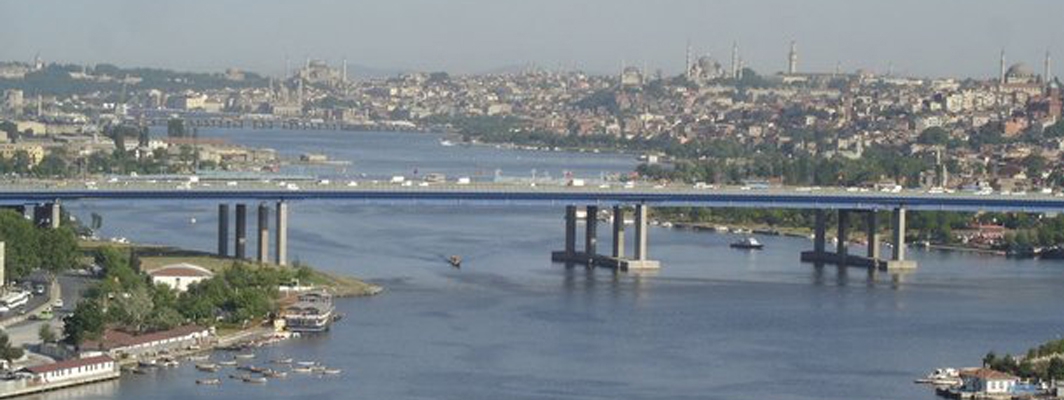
[242,376,268,384]
[218,360,238,367]
[263,370,288,378]
[196,363,220,372]
[449,255,462,268]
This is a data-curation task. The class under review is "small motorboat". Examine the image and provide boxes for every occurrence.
[449,255,462,269]
[263,369,288,379]
[218,360,238,367]
[196,363,220,372]
[730,237,764,250]
[138,360,159,369]
[243,376,268,384]
[235,353,255,359]
[292,366,314,374]
[321,368,342,375]
[196,378,222,385]
[271,358,293,365]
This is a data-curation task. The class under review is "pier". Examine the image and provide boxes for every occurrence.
[551,204,660,270]
[800,208,917,270]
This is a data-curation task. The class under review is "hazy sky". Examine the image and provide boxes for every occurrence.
[2,0,1063,79]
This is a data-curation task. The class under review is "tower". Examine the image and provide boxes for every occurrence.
[685,40,692,79]
[1000,49,1006,85]
[1045,51,1052,85]
[342,58,349,83]
[788,41,798,75]
[731,41,740,79]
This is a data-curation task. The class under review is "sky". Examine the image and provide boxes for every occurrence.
[1,0,1063,79]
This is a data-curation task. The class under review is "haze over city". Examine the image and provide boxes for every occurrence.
[2,0,1064,78]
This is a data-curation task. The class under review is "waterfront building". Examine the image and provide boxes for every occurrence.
[146,263,213,292]
[958,368,1018,396]
[18,356,117,385]
[80,325,212,359]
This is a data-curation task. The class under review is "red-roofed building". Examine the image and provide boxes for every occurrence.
[80,325,212,358]
[19,355,117,384]
[147,263,213,292]
[959,368,1018,395]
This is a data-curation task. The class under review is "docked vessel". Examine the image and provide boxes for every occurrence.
[283,290,336,332]
[730,237,764,250]
[915,368,961,386]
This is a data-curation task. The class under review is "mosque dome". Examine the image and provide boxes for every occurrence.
[1006,63,1035,79]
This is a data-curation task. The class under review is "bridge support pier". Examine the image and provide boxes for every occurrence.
[275,201,288,266]
[218,204,229,257]
[612,206,625,258]
[836,210,850,259]
[867,211,880,260]
[802,208,916,271]
[235,204,247,260]
[552,204,659,271]
[32,203,61,229]
[257,204,269,263]
[887,207,917,270]
[585,205,598,266]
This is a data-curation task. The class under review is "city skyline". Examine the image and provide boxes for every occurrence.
[2,0,1064,79]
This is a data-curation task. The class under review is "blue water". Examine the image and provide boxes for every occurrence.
[54,129,1064,400]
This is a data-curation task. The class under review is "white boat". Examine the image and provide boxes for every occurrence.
[439,139,455,147]
[730,237,764,250]
[915,368,961,386]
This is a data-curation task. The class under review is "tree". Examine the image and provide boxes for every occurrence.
[0,332,23,366]
[167,119,186,138]
[917,127,950,146]
[38,226,79,276]
[63,301,106,346]
[38,323,57,343]
[0,210,42,279]
[1048,358,1064,380]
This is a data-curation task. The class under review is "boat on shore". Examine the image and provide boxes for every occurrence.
[730,237,764,250]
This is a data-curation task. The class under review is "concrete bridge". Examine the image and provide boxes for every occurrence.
[7,181,1064,271]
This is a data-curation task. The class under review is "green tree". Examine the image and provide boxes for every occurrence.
[0,332,23,365]
[38,323,57,343]
[917,127,950,146]
[63,301,106,346]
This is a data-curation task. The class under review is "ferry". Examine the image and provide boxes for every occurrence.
[730,237,764,250]
[283,291,336,332]
[915,368,961,386]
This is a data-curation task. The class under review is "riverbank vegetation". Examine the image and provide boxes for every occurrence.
[0,210,79,279]
[650,207,1064,254]
[983,338,1064,381]
[63,244,378,347]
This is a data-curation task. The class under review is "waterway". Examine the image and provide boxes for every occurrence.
[57,129,1064,400]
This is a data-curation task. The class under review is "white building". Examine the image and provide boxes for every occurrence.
[147,263,213,292]
[959,368,1018,395]
[21,355,117,385]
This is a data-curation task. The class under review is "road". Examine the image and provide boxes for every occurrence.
[5,273,95,347]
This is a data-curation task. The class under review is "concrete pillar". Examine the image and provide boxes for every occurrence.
[564,205,577,256]
[217,204,229,257]
[275,202,288,266]
[257,204,269,263]
[235,204,247,259]
[837,210,849,258]
[634,204,648,261]
[814,209,826,254]
[0,242,6,287]
[866,211,881,259]
[49,202,60,229]
[612,206,625,258]
[892,207,907,261]
[585,205,598,259]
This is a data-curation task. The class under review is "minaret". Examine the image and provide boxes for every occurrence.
[731,41,740,79]
[342,58,348,83]
[1045,51,1052,85]
[685,40,692,79]
[999,49,1007,85]
[788,41,798,75]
